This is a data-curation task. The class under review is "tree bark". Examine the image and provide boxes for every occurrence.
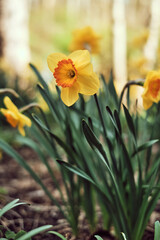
[112,0,127,93]
[0,0,30,76]
[144,0,160,70]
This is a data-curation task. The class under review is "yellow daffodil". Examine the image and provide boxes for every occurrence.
[47,50,100,106]
[132,30,149,48]
[142,70,160,110]
[69,26,101,54]
[0,96,31,136]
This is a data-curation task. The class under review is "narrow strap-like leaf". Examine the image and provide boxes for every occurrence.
[132,139,159,157]
[29,63,49,92]
[123,104,136,140]
[47,231,67,240]
[0,199,26,218]
[154,221,160,240]
[16,225,52,240]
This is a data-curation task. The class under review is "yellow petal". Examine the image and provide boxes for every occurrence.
[143,97,153,110]
[68,50,91,71]
[78,62,93,76]
[4,96,19,113]
[78,72,100,95]
[19,113,32,127]
[1,109,18,127]
[61,82,80,106]
[0,108,9,115]
[18,123,25,136]
[47,53,67,73]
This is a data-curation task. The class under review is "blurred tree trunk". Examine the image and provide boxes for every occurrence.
[0,0,30,76]
[144,0,160,69]
[112,0,127,92]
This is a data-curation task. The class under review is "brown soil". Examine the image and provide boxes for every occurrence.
[0,147,159,239]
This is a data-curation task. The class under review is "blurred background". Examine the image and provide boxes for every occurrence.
[0,0,160,102]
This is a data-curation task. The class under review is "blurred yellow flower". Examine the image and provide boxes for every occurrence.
[132,30,149,48]
[69,26,101,54]
[47,50,99,106]
[142,70,160,110]
[0,149,2,160]
[0,97,31,136]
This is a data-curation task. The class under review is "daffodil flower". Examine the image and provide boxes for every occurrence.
[47,50,100,106]
[142,70,160,110]
[0,96,31,136]
[69,26,101,54]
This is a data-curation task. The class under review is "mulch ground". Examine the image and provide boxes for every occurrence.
[0,146,159,239]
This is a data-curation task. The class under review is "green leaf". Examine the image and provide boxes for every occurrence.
[114,110,122,135]
[82,120,109,163]
[29,63,49,92]
[57,160,95,185]
[94,235,104,240]
[37,84,60,122]
[16,225,52,240]
[0,139,57,206]
[0,199,26,218]
[47,231,67,240]
[15,231,29,240]
[154,221,160,240]
[123,104,136,140]
[132,139,159,157]
[32,114,77,161]
[5,230,16,239]
[108,70,118,106]
[121,232,128,240]
[106,106,119,133]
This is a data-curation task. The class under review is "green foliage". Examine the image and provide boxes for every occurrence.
[0,199,52,239]
[0,199,26,218]
[94,235,104,240]
[154,221,160,240]
[47,231,67,240]
[0,65,160,239]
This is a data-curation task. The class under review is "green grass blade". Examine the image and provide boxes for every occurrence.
[154,221,160,240]
[94,235,104,240]
[123,104,136,140]
[82,120,109,164]
[37,84,61,122]
[47,231,67,240]
[121,232,128,240]
[0,139,62,209]
[32,114,77,161]
[132,139,159,157]
[108,70,118,107]
[16,225,52,240]
[29,63,49,91]
[57,160,95,185]
[0,199,26,218]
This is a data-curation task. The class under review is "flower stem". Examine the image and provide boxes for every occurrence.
[118,79,144,112]
[0,88,19,98]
